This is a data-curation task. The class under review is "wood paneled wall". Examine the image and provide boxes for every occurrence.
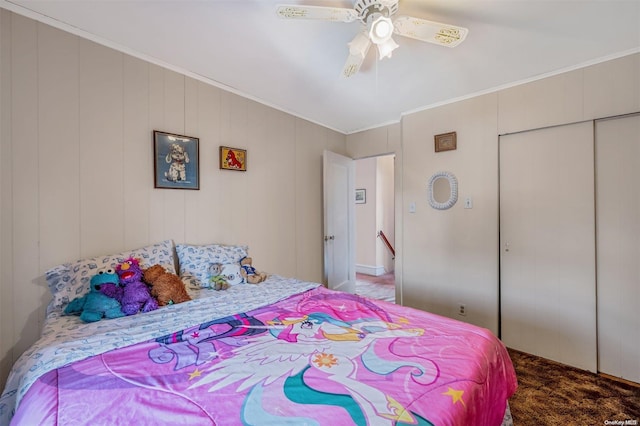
[347,53,639,339]
[595,114,640,383]
[0,10,346,389]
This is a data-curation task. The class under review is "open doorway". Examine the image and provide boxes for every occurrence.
[354,154,395,303]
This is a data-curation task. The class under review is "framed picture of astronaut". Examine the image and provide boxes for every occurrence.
[219,146,247,171]
[153,130,200,190]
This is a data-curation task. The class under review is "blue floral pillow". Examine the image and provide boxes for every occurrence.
[176,243,248,288]
[45,240,176,315]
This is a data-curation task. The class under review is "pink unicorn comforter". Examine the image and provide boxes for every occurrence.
[10,286,517,425]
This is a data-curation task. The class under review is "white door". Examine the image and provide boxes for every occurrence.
[595,114,640,383]
[500,122,597,372]
[323,150,355,293]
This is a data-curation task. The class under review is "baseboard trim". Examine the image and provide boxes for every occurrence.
[355,264,386,276]
[599,372,640,388]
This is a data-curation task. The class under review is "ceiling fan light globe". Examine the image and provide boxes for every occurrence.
[369,16,394,44]
[376,37,399,60]
[374,20,391,38]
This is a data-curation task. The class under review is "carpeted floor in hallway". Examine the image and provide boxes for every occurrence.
[355,272,395,303]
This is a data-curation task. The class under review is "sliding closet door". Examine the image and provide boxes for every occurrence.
[500,122,597,372]
[595,114,640,383]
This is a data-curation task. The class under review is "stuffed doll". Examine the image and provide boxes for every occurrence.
[239,257,268,284]
[64,269,125,322]
[143,264,191,306]
[207,263,230,291]
[114,257,158,315]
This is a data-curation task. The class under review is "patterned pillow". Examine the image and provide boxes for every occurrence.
[46,240,176,315]
[176,243,248,288]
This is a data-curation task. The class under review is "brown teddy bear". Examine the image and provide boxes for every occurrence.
[143,264,192,306]
[239,257,268,284]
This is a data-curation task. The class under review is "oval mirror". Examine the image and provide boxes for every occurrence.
[427,171,458,210]
[432,177,451,204]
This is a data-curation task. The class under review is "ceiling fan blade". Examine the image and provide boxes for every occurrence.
[276,4,358,22]
[393,16,468,47]
[342,53,367,78]
[342,33,372,78]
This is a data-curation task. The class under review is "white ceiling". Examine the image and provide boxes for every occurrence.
[2,0,640,134]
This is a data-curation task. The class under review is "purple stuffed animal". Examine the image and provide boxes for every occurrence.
[108,257,158,316]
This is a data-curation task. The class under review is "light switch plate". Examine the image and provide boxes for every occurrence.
[464,196,473,209]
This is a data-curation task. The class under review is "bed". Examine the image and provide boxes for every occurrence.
[0,241,517,425]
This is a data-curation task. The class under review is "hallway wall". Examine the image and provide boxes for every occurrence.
[355,155,394,276]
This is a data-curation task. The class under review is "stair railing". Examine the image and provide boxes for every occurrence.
[377,230,395,259]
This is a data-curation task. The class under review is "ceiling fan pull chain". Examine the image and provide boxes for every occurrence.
[375,56,379,95]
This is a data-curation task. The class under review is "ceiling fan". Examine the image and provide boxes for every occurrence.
[276,0,468,77]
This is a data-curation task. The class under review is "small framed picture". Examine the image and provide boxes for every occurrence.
[355,188,366,204]
[220,146,247,171]
[435,131,457,152]
[153,130,199,190]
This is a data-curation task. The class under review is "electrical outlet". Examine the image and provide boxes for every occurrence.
[457,303,467,316]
